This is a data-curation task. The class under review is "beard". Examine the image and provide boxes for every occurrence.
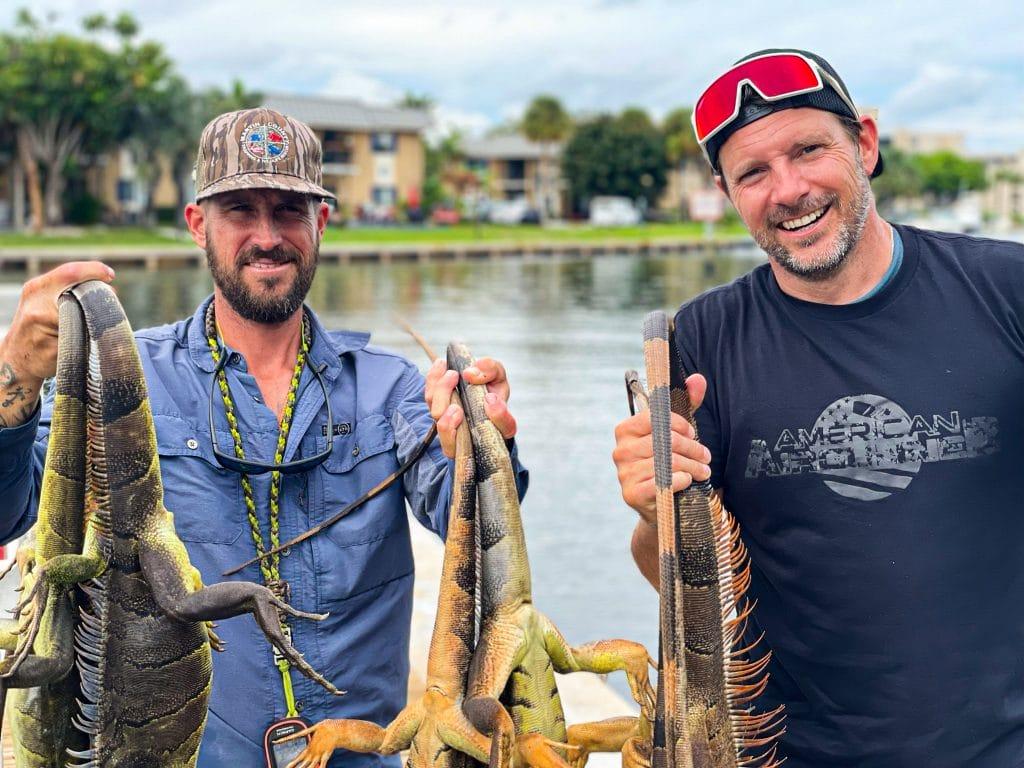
[206,235,318,324]
[751,159,872,282]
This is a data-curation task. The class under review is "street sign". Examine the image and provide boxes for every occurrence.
[688,189,727,222]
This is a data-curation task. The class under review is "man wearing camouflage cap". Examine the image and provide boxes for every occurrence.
[614,50,1024,766]
[0,107,526,767]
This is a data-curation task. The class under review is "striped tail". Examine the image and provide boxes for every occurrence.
[642,311,784,768]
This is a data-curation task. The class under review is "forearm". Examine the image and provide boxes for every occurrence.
[0,345,43,429]
[630,520,660,591]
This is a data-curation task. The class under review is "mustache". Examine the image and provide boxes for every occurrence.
[237,246,299,266]
[765,194,837,227]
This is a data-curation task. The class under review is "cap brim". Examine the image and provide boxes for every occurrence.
[871,150,885,179]
[196,171,336,202]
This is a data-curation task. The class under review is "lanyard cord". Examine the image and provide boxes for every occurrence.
[205,303,307,717]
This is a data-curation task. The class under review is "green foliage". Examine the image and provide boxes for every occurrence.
[617,107,656,135]
[423,131,464,211]
[65,192,103,225]
[913,150,987,199]
[562,111,668,214]
[521,95,573,143]
[870,147,923,208]
[662,106,701,165]
[398,92,434,110]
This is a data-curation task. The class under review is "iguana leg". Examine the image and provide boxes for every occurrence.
[435,703,496,763]
[539,613,656,719]
[1,554,104,678]
[465,618,527,767]
[517,732,584,768]
[279,702,424,767]
[139,544,342,695]
[565,716,642,768]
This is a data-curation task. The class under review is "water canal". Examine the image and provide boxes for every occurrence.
[0,245,763,698]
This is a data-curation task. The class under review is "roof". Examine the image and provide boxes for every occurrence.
[262,93,432,133]
[462,133,561,161]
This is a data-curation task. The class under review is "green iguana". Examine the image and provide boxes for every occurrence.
[0,288,94,767]
[448,341,657,768]
[3,280,341,768]
[622,310,784,768]
[275,340,493,768]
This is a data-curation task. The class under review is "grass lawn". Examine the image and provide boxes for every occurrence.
[0,222,748,249]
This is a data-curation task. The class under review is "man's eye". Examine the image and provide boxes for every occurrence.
[801,144,822,156]
[739,168,764,183]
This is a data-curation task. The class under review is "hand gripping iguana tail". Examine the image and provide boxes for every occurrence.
[639,311,784,768]
[2,280,341,768]
[0,291,97,766]
[448,342,657,768]
[279,338,492,768]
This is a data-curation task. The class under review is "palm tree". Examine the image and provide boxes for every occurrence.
[521,95,572,220]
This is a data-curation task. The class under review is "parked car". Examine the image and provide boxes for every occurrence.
[489,198,540,225]
[589,196,642,226]
[431,205,461,226]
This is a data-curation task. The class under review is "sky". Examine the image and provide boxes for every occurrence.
[7,0,1024,155]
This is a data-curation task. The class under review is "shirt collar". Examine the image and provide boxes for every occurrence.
[187,295,370,378]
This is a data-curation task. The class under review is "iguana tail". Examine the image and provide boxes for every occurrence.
[642,310,784,768]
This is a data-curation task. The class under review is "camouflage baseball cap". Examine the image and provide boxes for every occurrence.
[194,108,335,201]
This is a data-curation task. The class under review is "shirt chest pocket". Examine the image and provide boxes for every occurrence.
[314,413,411,603]
[153,414,244,545]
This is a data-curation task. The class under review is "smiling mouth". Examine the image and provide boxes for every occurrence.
[778,204,831,232]
[244,258,294,270]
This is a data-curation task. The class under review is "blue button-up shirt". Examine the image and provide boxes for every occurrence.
[0,296,527,767]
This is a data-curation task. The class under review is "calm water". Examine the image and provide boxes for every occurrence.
[0,246,762,697]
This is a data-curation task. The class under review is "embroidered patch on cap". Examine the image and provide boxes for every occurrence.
[241,122,290,163]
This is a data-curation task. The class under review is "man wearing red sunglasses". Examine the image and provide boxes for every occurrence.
[615,49,1024,767]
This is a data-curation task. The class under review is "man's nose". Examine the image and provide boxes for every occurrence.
[769,161,812,209]
[250,213,283,250]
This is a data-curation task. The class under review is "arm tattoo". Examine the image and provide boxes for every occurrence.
[0,362,15,388]
[1,385,28,408]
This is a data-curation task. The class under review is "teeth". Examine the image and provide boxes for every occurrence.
[780,206,827,231]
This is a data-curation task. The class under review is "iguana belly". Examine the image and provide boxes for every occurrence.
[504,627,566,743]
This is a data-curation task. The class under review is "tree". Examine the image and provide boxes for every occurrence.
[521,95,573,219]
[0,10,178,229]
[913,150,987,201]
[661,106,702,167]
[870,147,923,211]
[561,112,668,215]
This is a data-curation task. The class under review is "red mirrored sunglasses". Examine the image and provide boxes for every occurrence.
[692,52,858,159]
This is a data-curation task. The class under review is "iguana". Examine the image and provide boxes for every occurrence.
[448,341,657,768]
[614,310,784,768]
[275,339,494,767]
[2,280,341,768]
[0,286,95,767]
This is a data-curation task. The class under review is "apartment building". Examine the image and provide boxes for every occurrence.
[461,133,565,217]
[263,93,430,216]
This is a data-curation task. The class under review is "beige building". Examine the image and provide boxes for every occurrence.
[461,134,565,217]
[263,94,430,218]
[886,128,966,156]
[980,151,1024,228]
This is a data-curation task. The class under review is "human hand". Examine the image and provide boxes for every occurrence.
[0,261,115,427]
[612,373,711,526]
[425,356,516,458]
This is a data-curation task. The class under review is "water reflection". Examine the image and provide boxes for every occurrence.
[0,248,763,698]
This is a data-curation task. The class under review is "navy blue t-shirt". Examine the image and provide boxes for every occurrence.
[674,224,1024,767]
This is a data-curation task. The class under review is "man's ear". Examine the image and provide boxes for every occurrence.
[858,114,881,177]
[184,202,207,249]
[316,201,330,237]
[714,174,730,200]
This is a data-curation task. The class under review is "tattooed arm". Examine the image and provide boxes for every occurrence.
[0,262,115,541]
[0,262,115,428]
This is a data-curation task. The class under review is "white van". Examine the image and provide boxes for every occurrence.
[589,196,642,226]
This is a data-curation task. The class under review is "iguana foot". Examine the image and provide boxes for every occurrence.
[206,622,226,652]
[0,577,48,677]
[278,719,385,767]
[249,587,344,697]
[621,736,651,768]
[565,716,642,768]
[516,732,581,768]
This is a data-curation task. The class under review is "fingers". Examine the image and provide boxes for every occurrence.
[462,357,510,402]
[482,390,516,441]
[684,373,708,413]
[612,411,711,524]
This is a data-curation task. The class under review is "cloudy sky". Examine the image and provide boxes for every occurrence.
[12,0,1024,154]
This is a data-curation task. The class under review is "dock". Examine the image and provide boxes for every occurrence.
[0,236,755,277]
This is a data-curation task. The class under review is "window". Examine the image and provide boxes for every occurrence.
[372,186,397,206]
[324,149,351,164]
[505,159,525,181]
[117,180,134,203]
[371,132,397,153]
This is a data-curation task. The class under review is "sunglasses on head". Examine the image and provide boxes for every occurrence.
[692,52,859,164]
